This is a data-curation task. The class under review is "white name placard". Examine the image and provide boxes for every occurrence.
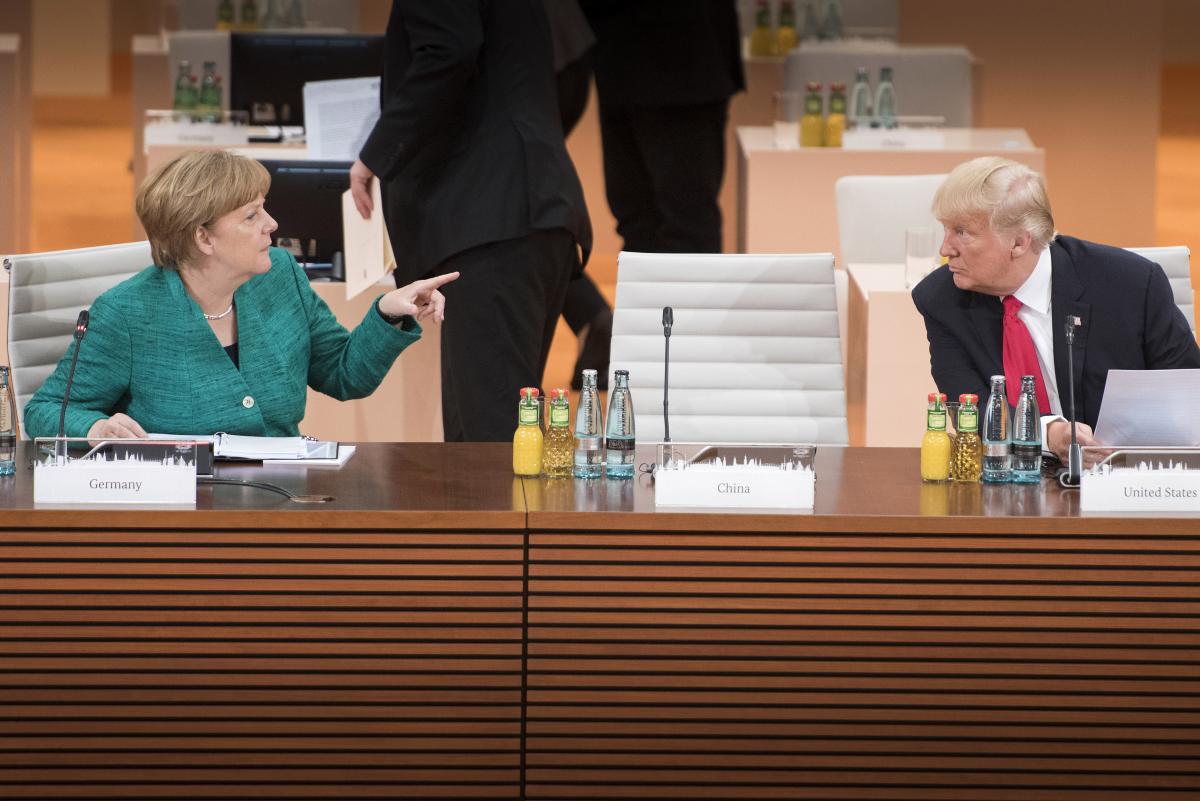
[655,469,814,509]
[1080,470,1200,512]
[842,128,946,150]
[34,462,197,505]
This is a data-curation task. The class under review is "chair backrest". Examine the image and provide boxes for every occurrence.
[5,241,150,437]
[1126,246,1195,333]
[835,173,946,265]
[609,251,848,445]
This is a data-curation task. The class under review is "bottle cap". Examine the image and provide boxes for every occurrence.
[551,388,567,401]
[530,388,540,398]
[927,392,938,403]
[805,81,822,92]
[959,393,978,404]
[830,82,846,92]
[520,387,535,399]
[939,393,947,401]
[614,369,628,377]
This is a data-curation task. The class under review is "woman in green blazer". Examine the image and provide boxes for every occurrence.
[25,150,457,440]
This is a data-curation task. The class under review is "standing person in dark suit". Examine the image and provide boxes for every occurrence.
[349,0,592,442]
[912,157,1200,463]
[543,0,615,389]
[580,0,745,254]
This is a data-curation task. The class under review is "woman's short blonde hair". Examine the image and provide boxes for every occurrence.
[135,150,270,269]
[932,156,1056,251]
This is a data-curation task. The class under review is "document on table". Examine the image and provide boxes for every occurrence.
[1093,369,1200,446]
[302,77,380,160]
[341,179,395,300]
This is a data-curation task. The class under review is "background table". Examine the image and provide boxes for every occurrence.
[1,443,1197,800]
[845,261,935,446]
[736,126,1044,263]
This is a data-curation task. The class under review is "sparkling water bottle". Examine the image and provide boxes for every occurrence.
[848,67,872,129]
[604,370,635,479]
[573,369,604,478]
[873,66,897,129]
[0,366,14,476]
[1011,375,1042,484]
[981,375,1011,483]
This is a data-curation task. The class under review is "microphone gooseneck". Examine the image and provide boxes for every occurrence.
[57,310,91,458]
[1064,315,1082,486]
[662,307,673,443]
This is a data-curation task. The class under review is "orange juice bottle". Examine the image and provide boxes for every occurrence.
[800,81,825,147]
[512,387,543,476]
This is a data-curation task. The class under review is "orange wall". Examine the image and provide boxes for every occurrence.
[899,0,1163,249]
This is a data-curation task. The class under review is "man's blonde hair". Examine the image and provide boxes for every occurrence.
[932,156,1056,251]
[135,150,270,269]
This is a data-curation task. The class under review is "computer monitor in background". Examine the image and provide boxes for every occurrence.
[230,32,384,126]
[260,159,352,279]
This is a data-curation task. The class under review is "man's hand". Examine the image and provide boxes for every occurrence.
[1046,419,1105,467]
[86,413,147,441]
[349,159,375,220]
[379,272,461,324]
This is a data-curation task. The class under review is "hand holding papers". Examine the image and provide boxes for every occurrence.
[341,178,395,300]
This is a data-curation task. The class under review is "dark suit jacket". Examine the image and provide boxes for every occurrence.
[579,0,744,107]
[359,0,592,284]
[911,235,1200,429]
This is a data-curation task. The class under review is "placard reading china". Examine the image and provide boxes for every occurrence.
[655,444,815,510]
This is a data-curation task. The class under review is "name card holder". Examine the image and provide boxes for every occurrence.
[143,109,250,153]
[654,443,816,510]
[33,438,201,505]
[1080,447,1200,512]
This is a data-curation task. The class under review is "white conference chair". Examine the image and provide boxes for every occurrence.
[608,251,848,445]
[1127,246,1195,333]
[5,241,150,437]
[833,173,946,361]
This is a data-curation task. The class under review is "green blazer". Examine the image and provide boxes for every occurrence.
[25,248,420,438]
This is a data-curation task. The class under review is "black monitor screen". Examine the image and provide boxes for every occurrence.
[230,32,384,125]
[261,159,352,271]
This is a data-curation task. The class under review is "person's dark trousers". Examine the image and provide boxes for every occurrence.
[437,228,577,442]
[598,98,729,253]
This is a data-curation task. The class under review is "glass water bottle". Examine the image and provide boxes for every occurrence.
[0,366,14,476]
[604,370,635,478]
[981,375,1011,483]
[573,369,604,479]
[1011,375,1042,484]
[873,66,897,129]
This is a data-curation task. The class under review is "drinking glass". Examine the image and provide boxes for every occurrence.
[773,91,801,150]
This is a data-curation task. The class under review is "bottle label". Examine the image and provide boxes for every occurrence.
[984,443,1009,457]
[550,405,569,427]
[1012,443,1041,459]
[605,438,635,452]
[518,405,538,425]
[927,410,946,430]
[575,436,602,452]
[958,409,978,432]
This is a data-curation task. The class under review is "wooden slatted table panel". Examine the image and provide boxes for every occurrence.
[0,443,526,800]
[0,528,524,799]
[524,524,1200,800]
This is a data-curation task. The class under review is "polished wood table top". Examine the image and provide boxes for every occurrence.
[0,442,525,530]
[3,443,1199,535]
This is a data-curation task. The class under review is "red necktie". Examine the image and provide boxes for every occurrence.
[1002,295,1051,412]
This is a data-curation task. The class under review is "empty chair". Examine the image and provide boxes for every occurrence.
[5,241,150,437]
[1127,246,1195,333]
[608,251,847,445]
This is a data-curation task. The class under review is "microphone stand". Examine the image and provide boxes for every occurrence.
[56,311,90,464]
[662,307,673,443]
[1065,316,1082,485]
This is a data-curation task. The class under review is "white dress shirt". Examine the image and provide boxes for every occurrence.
[1002,244,1064,447]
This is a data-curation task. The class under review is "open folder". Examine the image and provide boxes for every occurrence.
[214,433,340,461]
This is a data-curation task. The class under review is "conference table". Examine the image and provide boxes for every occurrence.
[0,442,1196,800]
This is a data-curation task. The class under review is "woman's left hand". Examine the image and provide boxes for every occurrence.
[379,271,460,324]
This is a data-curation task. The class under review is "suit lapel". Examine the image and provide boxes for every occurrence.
[1049,240,1090,411]
[967,291,1004,379]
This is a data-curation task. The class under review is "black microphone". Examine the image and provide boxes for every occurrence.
[1062,314,1083,486]
[662,307,673,443]
[56,310,90,458]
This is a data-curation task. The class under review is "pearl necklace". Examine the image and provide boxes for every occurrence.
[203,302,234,321]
